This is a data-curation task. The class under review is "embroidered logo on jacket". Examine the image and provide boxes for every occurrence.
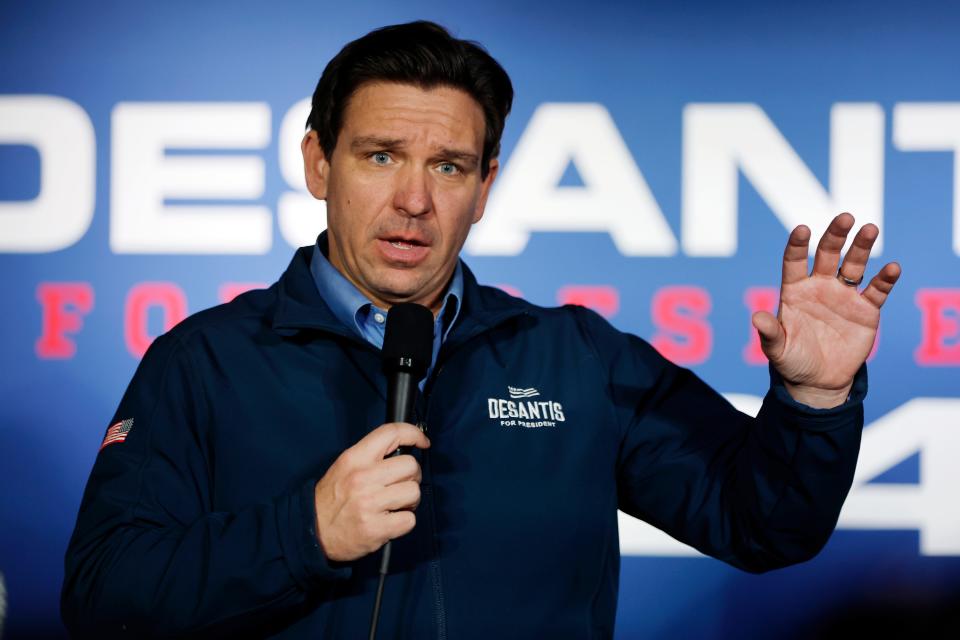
[100,418,134,451]
[488,387,565,428]
[507,386,540,399]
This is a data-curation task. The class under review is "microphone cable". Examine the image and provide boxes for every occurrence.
[369,303,433,640]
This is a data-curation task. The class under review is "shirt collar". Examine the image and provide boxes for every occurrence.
[309,235,463,345]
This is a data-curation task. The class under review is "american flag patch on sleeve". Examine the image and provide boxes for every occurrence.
[100,418,134,451]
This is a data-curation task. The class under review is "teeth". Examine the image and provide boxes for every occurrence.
[390,241,413,250]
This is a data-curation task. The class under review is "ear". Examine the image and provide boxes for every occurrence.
[472,158,499,224]
[301,130,330,200]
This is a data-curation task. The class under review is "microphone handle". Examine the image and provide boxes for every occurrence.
[370,368,420,640]
[385,369,418,458]
[386,368,418,425]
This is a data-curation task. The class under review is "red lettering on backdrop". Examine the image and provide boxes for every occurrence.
[915,289,960,365]
[495,284,524,298]
[219,282,268,303]
[124,283,188,358]
[650,286,712,365]
[557,285,620,319]
[35,282,94,359]
[743,287,779,365]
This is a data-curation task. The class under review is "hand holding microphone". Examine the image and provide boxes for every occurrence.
[313,421,430,562]
[312,302,435,563]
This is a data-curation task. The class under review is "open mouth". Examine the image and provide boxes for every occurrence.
[381,234,430,249]
[378,235,431,263]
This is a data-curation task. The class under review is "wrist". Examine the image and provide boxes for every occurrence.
[782,380,853,409]
[313,480,339,561]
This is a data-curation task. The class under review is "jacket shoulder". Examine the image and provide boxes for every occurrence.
[473,282,638,354]
[472,282,601,320]
[163,283,279,347]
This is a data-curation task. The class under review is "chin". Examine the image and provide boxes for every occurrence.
[371,276,430,304]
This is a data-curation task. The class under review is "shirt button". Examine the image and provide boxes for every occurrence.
[374,312,386,324]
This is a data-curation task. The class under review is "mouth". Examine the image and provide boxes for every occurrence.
[380,233,430,247]
[377,234,431,264]
[388,239,420,251]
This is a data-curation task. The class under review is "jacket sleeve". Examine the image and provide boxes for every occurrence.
[61,333,350,638]
[573,307,866,573]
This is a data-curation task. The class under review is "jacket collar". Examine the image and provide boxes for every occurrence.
[271,236,528,343]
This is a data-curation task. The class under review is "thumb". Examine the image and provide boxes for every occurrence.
[752,311,786,360]
[357,422,431,462]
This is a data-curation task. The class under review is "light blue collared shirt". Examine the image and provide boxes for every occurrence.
[309,240,463,386]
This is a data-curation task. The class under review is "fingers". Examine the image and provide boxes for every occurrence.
[383,510,417,540]
[367,454,422,487]
[343,509,417,557]
[837,222,880,284]
[812,212,855,277]
[377,480,422,512]
[861,262,902,308]
[782,225,812,285]
[315,437,425,561]
[752,310,786,360]
[351,422,430,463]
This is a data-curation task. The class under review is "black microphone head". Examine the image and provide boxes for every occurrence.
[382,302,434,375]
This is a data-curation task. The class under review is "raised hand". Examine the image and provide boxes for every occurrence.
[751,212,901,408]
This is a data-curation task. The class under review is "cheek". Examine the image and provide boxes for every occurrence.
[436,194,481,237]
[328,180,382,231]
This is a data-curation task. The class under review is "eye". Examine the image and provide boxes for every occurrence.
[370,152,391,165]
[437,162,460,176]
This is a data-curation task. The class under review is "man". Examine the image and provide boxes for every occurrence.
[62,21,900,638]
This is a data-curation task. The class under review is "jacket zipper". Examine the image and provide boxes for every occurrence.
[314,316,521,639]
[315,327,451,639]
[417,361,447,640]
[415,317,524,640]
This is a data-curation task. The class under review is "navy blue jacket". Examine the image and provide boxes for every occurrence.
[62,246,867,638]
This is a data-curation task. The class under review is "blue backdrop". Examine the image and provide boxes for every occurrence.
[2,1,959,637]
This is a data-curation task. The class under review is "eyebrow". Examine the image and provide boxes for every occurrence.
[349,136,479,166]
[434,149,479,167]
[350,136,404,151]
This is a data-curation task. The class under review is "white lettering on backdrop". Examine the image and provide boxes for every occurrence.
[619,396,960,557]
[2,99,959,257]
[0,95,95,252]
[110,102,272,253]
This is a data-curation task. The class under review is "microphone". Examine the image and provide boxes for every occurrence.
[381,302,434,426]
[370,302,434,640]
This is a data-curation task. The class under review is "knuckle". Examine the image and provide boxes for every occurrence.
[397,511,416,534]
[387,423,404,448]
[402,455,420,477]
[356,493,374,513]
[338,448,356,467]
[346,469,367,493]
[358,513,377,539]
[344,471,359,491]
[355,517,369,540]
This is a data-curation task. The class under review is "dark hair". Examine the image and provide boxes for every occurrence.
[306,21,513,179]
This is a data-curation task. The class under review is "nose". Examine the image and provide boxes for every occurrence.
[393,165,433,217]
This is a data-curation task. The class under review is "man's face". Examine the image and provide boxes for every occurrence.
[302,81,498,313]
